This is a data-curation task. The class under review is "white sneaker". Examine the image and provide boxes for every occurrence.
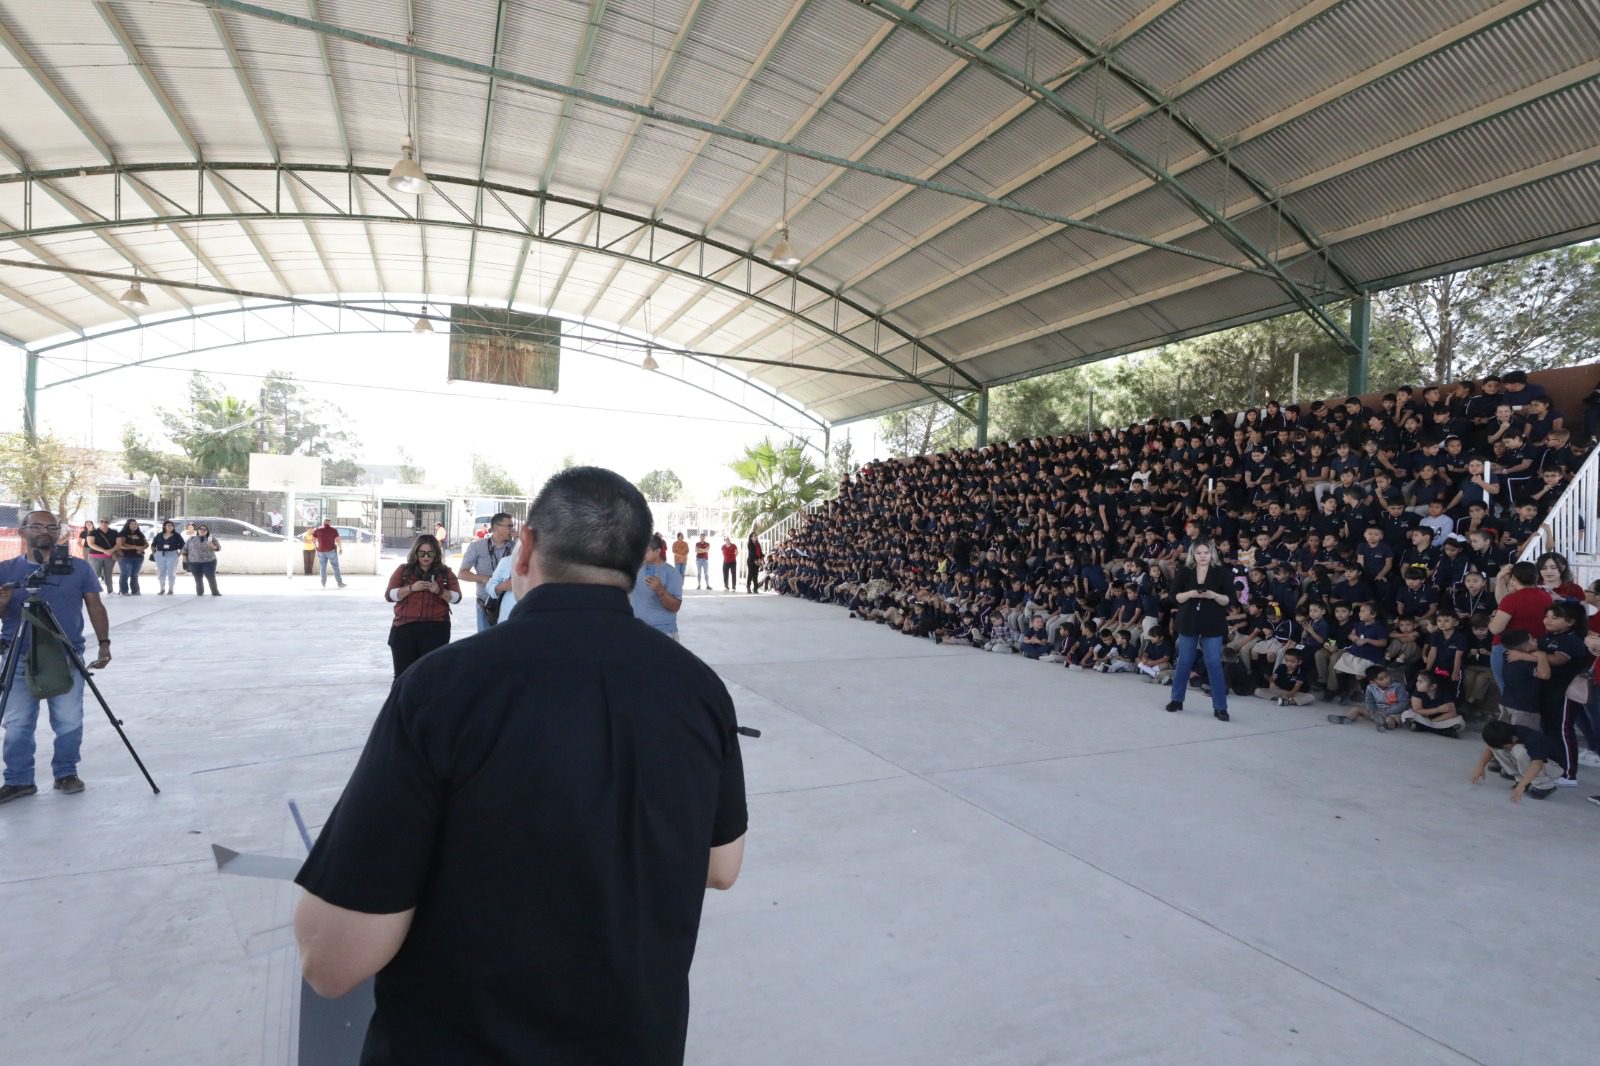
[1556,777,1580,788]
[1578,750,1600,768]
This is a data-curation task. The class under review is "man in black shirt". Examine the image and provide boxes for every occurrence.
[294,467,748,1064]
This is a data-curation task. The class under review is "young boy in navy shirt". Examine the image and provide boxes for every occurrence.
[1257,645,1315,706]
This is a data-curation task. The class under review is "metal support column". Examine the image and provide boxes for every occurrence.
[976,387,989,447]
[823,423,831,462]
[23,347,38,443]
[1347,293,1372,396]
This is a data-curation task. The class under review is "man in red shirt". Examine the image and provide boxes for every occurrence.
[720,536,738,591]
[311,519,346,588]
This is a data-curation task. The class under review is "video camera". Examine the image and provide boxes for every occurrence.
[3,545,76,591]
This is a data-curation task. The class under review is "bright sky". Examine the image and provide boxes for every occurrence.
[6,318,882,502]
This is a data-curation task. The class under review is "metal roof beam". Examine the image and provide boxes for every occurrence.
[846,0,1355,353]
[194,0,1303,298]
[206,5,341,293]
[91,0,282,293]
[305,0,387,293]
[0,163,971,417]
[25,298,825,436]
[0,279,85,337]
[465,0,512,301]
[839,0,1537,325]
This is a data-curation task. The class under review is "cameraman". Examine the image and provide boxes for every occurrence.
[0,511,111,804]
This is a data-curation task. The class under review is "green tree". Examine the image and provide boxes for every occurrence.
[636,469,684,501]
[120,425,197,482]
[396,448,425,484]
[255,370,362,479]
[471,455,523,496]
[0,432,104,520]
[878,396,977,457]
[724,438,831,533]
[826,435,860,485]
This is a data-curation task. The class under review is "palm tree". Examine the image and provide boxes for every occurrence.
[185,396,259,477]
[724,438,830,534]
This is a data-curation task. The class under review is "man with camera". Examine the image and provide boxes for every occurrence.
[0,511,111,804]
[293,468,746,1064]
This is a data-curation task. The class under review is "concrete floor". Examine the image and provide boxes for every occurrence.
[3,577,1597,1065]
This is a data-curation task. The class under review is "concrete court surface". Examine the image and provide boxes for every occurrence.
[1,577,1597,1065]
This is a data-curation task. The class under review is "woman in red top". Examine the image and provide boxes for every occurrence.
[1489,560,1552,695]
[384,534,462,677]
[1534,551,1585,601]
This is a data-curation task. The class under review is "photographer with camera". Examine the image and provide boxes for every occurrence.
[0,511,111,804]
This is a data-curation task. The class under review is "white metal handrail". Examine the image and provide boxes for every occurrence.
[1518,443,1600,581]
[739,494,832,589]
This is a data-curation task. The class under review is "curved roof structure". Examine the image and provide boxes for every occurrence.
[2,0,1599,426]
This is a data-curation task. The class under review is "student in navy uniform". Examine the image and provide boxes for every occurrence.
[1472,720,1564,801]
[1535,601,1592,785]
[1257,645,1315,706]
[1402,672,1466,736]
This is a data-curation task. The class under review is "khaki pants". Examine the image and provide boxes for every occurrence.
[1401,708,1464,733]
[1492,744,1561,790]
[1494,705,1541,730]
[1255,685,1314,706]
[1314,647,1337,688]
[1462,664,1493,705]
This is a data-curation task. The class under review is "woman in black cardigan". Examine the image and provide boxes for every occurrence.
[1166,539,1239,721]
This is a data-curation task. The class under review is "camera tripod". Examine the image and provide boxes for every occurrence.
[0,584,159,795]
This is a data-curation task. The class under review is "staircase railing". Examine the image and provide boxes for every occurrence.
[739,495,831,590]
[1518,442,1600,584]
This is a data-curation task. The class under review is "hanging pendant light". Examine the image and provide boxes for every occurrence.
[641,347,659,371]
[413,303,435,334]
[118,277,150,309]
[641,298,659,370]
[388,134,427,195]
[769,153,802,268]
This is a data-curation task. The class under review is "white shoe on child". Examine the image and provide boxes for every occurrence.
[1578,750,1600,769]
[1556,777,1579,787]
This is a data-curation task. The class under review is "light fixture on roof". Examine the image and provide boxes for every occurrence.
[413,303,434,334]
[118,271,150,310]
[387,134,427,195]
[641,298,659,370]
[641,347,659,371]
[769,153,802,269]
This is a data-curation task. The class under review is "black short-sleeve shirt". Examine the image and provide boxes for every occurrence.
[296,582,748,1065]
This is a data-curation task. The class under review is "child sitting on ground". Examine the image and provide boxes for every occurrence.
[1137,626,1174,684]
[1256,644,1315,706]
[1099,630,1139,673]
[1328,665,1406,729]
[1401,672,1466,736]
[1019,615,1051,660]
[1472,719,1562,801]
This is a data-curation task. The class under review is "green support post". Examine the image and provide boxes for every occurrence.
[1347,292,1371,396]
[23,347,38,444]
[976,387,989,447]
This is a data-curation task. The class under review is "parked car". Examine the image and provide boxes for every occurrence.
[331,524,376,544]
[170,517,286,542]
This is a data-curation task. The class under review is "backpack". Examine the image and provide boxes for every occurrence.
[1227,657,1256,697]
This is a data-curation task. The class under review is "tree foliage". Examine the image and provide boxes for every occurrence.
[636,468,684,501]
[724,438,831,534]
[471,455,524,497]
[882,245,1600,455]
[0,432,105,520]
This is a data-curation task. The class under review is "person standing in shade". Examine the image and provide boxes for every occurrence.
[671,532,690,580]
[383,535,462,678]
[0,511,112,804]
[745,530,764,593]
[694,533,711,589]
[292,467,746,1063]
[269,509,284,535]
[311,519,346,588]
[721,535,738,590]
[115,519,148,596]
[151,520,184,595]
[85,517,116,591]
[1166,539,1239,721]
[184,523,222,596]
[460,512,517,632]
[302,525,316,576]
[632,533,684,640]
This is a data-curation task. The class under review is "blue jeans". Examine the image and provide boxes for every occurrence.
[118,555,142,595]
[3,671,85,785]
[695,558,710,586]
[154,550,180,591]
[1171,633,1228,711]
[317,550,343,585]
[1490,643,1506,696]
[675,562,687,578]
[476,599,492,633]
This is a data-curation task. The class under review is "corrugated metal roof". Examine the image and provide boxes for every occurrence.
[1,0,1597,430]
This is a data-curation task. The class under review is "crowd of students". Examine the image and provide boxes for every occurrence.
[766,371,1600,805]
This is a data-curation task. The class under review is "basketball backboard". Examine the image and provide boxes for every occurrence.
[249,453,323,492]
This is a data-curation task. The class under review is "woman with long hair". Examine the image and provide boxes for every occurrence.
[184,523,221,596]
[115,518,149,596]
[1534,551,1584,601]
[1166,539,1238,721]
[384,534,462,677]
[151,519,184,595]
[745,530,764,593]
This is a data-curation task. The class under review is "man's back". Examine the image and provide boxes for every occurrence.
[296,583,746,1064]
